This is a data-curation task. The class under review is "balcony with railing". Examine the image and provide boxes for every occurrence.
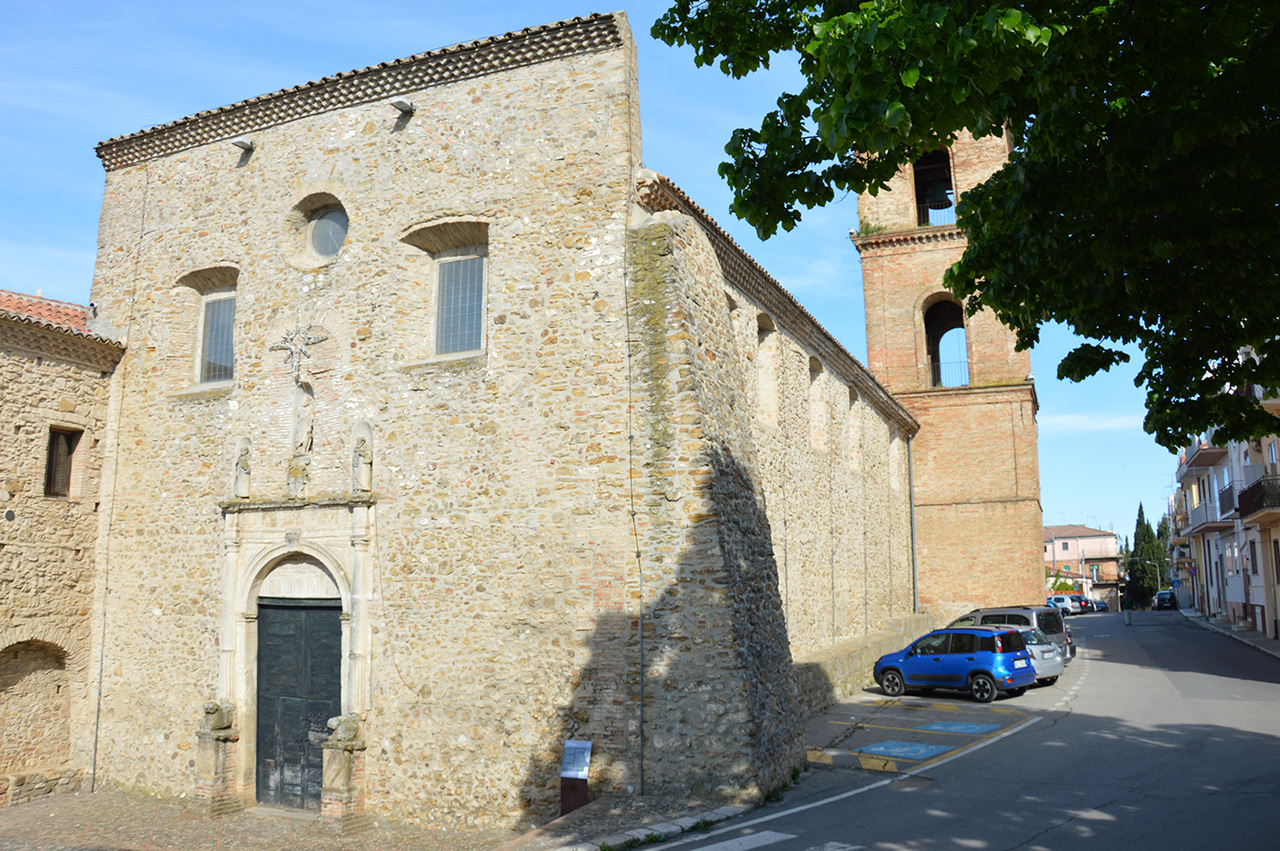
[1237,382,1280,416]
[1183,498,1234,535]
[1219,483,1238,519]
[1181,435,1228,471]
[1238,475,1280,523]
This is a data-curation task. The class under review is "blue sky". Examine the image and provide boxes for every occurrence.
[0,1,1176,537]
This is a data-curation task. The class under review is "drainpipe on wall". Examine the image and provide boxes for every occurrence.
[908,435,919,614]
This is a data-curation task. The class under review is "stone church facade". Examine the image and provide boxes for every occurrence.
[31,12,925,829]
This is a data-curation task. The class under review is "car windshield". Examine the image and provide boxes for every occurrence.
[1038,610,1064,634]
[1020,628,1051,646]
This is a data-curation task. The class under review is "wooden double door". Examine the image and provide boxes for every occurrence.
[256,599,341,810]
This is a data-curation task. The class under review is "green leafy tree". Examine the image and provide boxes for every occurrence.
[653,1,1280,449]
[1155,514,1173,586]
[1127,504,1163,605]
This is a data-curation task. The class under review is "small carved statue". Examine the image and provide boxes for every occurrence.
[293,387,315,457]
[200,701,235,732]
[326,713,361,745]
[352,437,372,492]
[233,447,251,498]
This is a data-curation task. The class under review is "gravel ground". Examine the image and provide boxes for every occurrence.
[0,790,517,851]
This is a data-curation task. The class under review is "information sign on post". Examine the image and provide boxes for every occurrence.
[560,740,591,816]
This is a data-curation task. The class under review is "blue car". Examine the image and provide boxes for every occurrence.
[874,626,1037,703]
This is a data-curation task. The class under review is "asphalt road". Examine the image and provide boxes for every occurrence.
[670,610,1280,851]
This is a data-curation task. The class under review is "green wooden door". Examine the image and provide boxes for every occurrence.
[256,600,341,810]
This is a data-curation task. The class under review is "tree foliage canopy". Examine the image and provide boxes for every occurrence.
[653,1,1280,449]
[1127,503,1164,605]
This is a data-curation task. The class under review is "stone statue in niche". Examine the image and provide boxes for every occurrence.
[352,437,372,492]
[233,447,251,498]
[288,384,314,497]
[293,384,314,456]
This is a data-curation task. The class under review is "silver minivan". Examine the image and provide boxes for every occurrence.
[948,606,1075,663]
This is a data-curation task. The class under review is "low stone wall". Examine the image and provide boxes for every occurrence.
[792,614,935,717]
[0,768,84,809]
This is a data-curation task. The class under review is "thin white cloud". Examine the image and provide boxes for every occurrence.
[1039,413,1145,434]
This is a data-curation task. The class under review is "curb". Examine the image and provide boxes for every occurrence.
[1181,611,1280,662]
[496,804,752,851]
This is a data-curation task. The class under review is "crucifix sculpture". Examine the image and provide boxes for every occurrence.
[269,324,329,385]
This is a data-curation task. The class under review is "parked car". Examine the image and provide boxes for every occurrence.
[1048,594,1082,614]
[1093,599,1110,612]
[1017,627,1065,685]
[1154,590,1179,610]
[949,605,1076,662]
[1070,594,1096,613]
[874,626,1037,702]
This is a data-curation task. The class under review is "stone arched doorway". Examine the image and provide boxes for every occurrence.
[253,555,342,811]
[0,640,70,773]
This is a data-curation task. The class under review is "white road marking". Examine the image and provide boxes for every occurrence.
[693,831,797,850]
[663,716,1043,849]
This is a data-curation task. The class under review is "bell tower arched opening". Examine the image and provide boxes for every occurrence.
[923,298,969,387]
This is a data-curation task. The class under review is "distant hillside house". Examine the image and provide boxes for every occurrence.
[1044,524,1121,606]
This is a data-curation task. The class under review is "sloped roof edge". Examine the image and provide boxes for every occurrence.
[96,12,627,171]
[636,171,919,437]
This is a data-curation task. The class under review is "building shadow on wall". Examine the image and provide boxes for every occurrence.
[513,443,830,832]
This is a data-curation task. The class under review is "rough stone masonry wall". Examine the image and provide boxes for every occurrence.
[87,33,648,828]
[623,211,806,805]
[719,282,916,659]
[622,207,919,797]
[0,322,113,776]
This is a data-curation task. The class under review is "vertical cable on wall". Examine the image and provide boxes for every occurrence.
[92,163,149,791]
[620,55,646,797]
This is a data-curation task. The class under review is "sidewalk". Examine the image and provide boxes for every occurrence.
[0,784,750,851]
[1180,608,1280,660]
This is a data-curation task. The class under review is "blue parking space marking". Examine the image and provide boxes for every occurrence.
[855,740,954,760]
[917,722,1001,735]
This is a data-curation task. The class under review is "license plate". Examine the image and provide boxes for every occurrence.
[1013,659,1028,668]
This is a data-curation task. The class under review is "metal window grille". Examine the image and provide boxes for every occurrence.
[436,257,484,355]
[201,297,236,382]
[45,429,81,496]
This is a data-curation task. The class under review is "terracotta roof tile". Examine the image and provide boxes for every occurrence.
[0,291,90,332]
[1044,524,1116,540]
[0,289,122,348]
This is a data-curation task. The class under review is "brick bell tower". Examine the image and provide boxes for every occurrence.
[852,130,1044,619]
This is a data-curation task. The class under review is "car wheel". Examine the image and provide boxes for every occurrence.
[880,669,905,697]
[1038,676,1058,686]
[1007,687,1027,697]
[969,673,997,703]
